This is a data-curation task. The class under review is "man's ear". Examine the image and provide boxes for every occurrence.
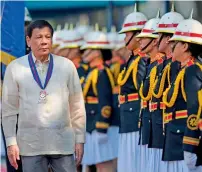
[26,36,31,47]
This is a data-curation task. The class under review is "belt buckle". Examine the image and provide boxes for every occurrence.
[149,101,153,112]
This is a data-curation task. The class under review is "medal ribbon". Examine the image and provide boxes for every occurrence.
[28,52,54,90]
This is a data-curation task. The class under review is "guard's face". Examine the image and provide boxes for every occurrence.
[125,31,140,51]
[26,27,52,57]
[67,48,81,60]
[171,41,187,61]
[139,37,153,54]
[58,48,70,58]
[82,49,101,63]
[157,33,170,53]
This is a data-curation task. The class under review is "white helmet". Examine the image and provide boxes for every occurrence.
[155,5,184,34]
[115,34,126,50]
[81,31,112,50]
[25,7,32,22]
[119,4,147,34]
[136,10,160,39]
[76,25,93,38]
[169,18,202,45]
[52,26,64,48]
[59,29,83,49]
[108,26,118,49]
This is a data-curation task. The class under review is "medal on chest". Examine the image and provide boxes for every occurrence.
[28,53,54,104]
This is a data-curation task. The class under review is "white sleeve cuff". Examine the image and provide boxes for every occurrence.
[75,134,85,144]
[6,137,17,147]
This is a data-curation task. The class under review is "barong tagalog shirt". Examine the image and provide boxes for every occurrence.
[2,53,86,156]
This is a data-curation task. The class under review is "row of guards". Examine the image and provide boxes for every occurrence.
[51,2,202,172]
[1,1,202,172]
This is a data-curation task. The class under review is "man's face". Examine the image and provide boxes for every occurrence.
[26,27,52,57]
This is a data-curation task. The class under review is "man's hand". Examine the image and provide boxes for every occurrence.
[7,145,20,170]
[75,143,84,167]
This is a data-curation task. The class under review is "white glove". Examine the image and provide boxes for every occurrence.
[95,131,108,144]
[184,151,197,171]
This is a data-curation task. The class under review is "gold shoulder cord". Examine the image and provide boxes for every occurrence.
[163,68,185,108]
[114,63,121,83]
[110,63,115,75]
[80,76,85,84]
[132,56,141,90]
[83,68,98,97]
[117,56,141,87]
[91,67,115,97]
[83,71,94,98]
[105,67,115,89]
[92,69,99,96]
[196,62,202,121]
[82,64,89,71]
[197,89,202,121]
[181,62,202,102]
[139,66,157,101]
[153,63,171,98]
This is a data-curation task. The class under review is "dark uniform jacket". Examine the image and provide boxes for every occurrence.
[182,60,202,166]
[139,53,164,145]
[83,64,114,133]
[162,60,194,161]
[149,57,172,148]
[118,49,148,133]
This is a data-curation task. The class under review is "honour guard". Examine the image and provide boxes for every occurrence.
[162,10,202,172]
[52,25,64,55]
[135,10,164,172]
[168,12,202,172]
[58,26,88,82]
[148,6,184,172]
[117,4,148,172]
[81,25,116,172]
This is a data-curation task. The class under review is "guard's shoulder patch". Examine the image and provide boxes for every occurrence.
[101,106,111,118]
[187,114,198,130]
